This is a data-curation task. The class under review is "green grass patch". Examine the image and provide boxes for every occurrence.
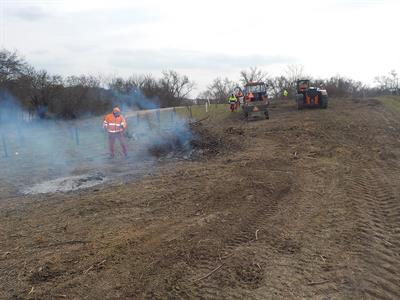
[378,96,400,114]
[175,104,231,121]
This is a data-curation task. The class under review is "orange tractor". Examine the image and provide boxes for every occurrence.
[296,79,328,110]
[241,82,270,119]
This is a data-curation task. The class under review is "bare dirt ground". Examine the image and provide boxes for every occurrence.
[1,98,399,299]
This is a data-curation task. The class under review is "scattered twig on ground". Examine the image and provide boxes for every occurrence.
[98,259,107,265]
[194,264,223,282]
[305,156,317,160]
[381,239,393,246]
[307,280,329,286]
[28,286,34,295]
[44,240,90,248]
[83,266,93,274]
[83,259,107,275]
[10,234,27,238]
[255,229,260,240]
[220,253,234,260]
[55,294,67,298]
[189,116,210,127]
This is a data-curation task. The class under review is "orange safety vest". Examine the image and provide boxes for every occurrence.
[103,113,126,133]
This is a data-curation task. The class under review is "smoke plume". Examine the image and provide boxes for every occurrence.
[0,90,192,195]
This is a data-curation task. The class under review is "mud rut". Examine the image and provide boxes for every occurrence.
[0,98,399,299]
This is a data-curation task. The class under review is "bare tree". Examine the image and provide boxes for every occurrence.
[389,70,399,94]
[0,49,28,83]
[204,77,237,103]
[321,76,366,98]
[267,76,290,99]
[107,76,135,94]
[285,64,305,80]
[65,75,101,88]
[285,64,305,91]
[26,69,64,118]
[374,70,399,94]
[239,67,269,85]
[105,71,195,108]
[55,75,107,118]
[106,74,161,109]
[159,70,195,106]
[161,70,195,99]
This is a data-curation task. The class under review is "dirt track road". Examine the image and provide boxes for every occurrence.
[1,98,399,299]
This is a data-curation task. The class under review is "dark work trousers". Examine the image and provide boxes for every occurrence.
[108,132,127,157]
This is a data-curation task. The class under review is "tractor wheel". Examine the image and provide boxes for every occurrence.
[321,96,328,109]
[296,94,304,110]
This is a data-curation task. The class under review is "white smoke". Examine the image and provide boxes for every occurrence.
[0,90,193,195]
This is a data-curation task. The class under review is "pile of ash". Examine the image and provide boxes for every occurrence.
[22,172,106,195]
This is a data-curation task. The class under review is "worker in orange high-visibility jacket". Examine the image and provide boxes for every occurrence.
[103,107,128,158]
[235,90,243,109]
[247,91,255,102]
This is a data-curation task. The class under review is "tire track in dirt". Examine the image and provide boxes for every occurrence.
[220,111,351,299]
[182,139,343,298]
[269,166,349,299]
[343,166,400,299]
[332,99,400,299]
[181,180,292,299]
[64,100,400,300]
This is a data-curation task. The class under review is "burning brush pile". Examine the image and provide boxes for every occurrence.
[147,120,225,160]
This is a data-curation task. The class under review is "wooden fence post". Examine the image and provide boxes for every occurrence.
[1,134,8,158]
[171,107,176,122]
[188,106,193,120]
[156,110,160,126]
[75,127,80,145]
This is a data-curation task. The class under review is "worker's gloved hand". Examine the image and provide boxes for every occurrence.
[123,130,131,138]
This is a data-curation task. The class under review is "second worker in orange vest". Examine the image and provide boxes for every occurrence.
[247,91,255,102]
[103,107,128,158]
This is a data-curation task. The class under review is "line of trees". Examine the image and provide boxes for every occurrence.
[374,70,399,95]
[0,49,195,119]
[1,49,398,119]
[201,65,399,103]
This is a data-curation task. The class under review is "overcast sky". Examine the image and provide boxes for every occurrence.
[1,0,399,94]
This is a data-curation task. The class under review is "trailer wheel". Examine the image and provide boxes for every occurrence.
[321,96,328,109]
[296,94,304,110]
